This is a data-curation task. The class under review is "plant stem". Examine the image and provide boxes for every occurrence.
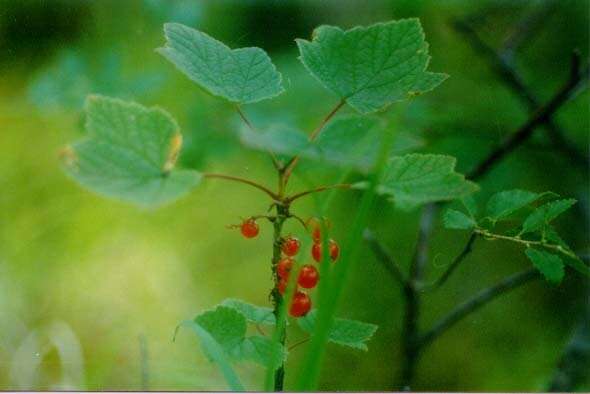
[421,233,478,291]
[400,204,435,390]
[286,183,352,203]
[202,173,279,200]
[474,228,580,260]
[235,105,282,170]
[282,100,345,186]
[363,228,407,287]
[419,268,539,348]
[270,203,288,391]
[467,52,588,180]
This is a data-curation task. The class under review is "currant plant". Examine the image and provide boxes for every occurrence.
[445,190,589,283]
[60,19,483,391]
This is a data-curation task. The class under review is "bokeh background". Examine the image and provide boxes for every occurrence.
[1,0,589,391]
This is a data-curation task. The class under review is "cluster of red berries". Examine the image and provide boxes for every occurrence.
[237,216,340,318]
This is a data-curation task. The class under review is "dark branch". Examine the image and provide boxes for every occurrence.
[419,268,540,348]
[548,296,590,392]
[467,52,589,181]
[500,0,559,60]
[363,228,406,287]
[421,233,477,291]
[410,203,437,282]
[453,19,588,170]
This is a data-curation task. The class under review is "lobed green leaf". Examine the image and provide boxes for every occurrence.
[373,154,478,210]
[238,115,422,172]
[221,298,276,325]
[186,305,286,370]
[486,189,556,221]
[297,310,378,351]
[61,95,201,207]
[158,23,284,104]
[297,19,448,114]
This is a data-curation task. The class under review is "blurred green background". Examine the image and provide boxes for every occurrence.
[0,0,589,391]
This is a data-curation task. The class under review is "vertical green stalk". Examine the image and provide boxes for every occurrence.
[270,203,288,391]
[295,130,395,391]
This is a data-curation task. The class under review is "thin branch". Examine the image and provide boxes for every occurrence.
[467,53,589,181]
[363,229,407,287]
[399,203,436,389]
[288,337,311,351]
[419,268,540,348]
[288,213,308,231]
[453,19,587,170]
[421,233,477,291]
[202,173,279,200]
[282,100,346,186]
[410,204,437,282]
[309,99,346,141]
[235,105,282,170]
[500,0,559,61]
[255,324,267,337]
[286,183,352,203]
[547,295,590,392]
[475,228,581,261]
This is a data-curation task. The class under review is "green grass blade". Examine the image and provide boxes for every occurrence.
[294,130,395,390]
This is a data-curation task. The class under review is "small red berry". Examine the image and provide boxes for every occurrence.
[277,257,294,280]
[329,239,340,261]
[311,243,321,262]
[312,227,321,243]
[298,264,319,289]
[307,217,329,243]
[278,278,288,295]
[311,239,340,262]
[282,236,301,256]
[240,218,259,238]
[289,291,311,317]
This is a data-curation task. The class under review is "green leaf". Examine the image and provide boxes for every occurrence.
[190,306,286,370]
[195,306,247,352]
[545,227,590,278]
[238,115,422,172]
[231,335,287,370]
[461,195,479,218]
[238,123,309,158]
[521,199,576,234]
[297,311,378,351]
[158,23,284,104]
[373,154,478,210]
[296,19,448,114]
[525,248,564,284]
[221,299,276,325]
[444,209,476,230]
[174,320,245,391]
[307,115,386,172]
[61,95,201,207]
[486,190,554,221]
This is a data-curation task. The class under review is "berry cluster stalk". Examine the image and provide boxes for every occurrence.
[270,203,288,391]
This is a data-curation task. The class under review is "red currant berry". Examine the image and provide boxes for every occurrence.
[277,257,294,280]
[297,264,319,289]
[311,243,321,262]
[312,227,321,243]
[311,239,339,262]
[282,236,300,256]
[278,278,288,295]
[329,239,340,261]
[240,218,259,238]
[289,291,311,317]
